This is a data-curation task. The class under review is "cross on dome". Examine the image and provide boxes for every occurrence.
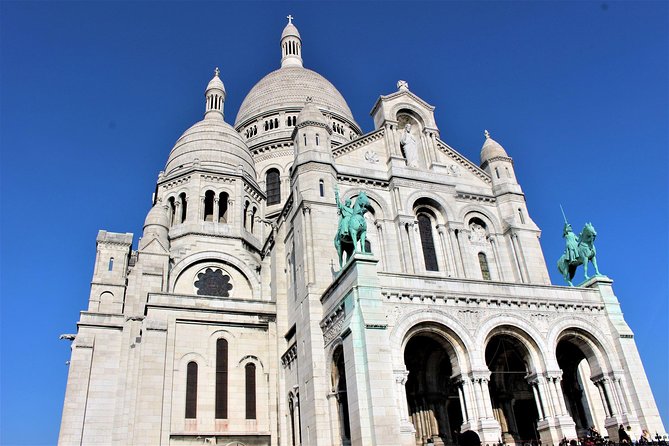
[484,129,491,139]
[287,14,293,24]
[214,67,220,77]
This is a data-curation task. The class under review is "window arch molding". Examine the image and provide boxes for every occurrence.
[406,192,453,224]
[393,106,427,129]
[459,206,502,235]
[339,189,390,221]
[547,319,619,375]
[168,253,261,299]
[475,318,549,373]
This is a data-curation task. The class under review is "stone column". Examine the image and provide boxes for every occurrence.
[375,221,388,269]
[436,224,453,276]
[448,228,465,278]
[213,197,220,224]
[489,236,505,281]
[510,232,529,283]
[302,206,314,285]
[406,220,421,273]
[199,196,205,221]
[393,369,415,435]
[529,377,546,420]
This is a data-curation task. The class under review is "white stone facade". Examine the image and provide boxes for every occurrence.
[59,19,665,446]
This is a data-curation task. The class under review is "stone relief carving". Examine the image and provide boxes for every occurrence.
[364,150,379,163]
[386,305,404,326]
[457,309,481,331]
[530,313,551,333]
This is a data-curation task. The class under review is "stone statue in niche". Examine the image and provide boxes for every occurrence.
[400,123,419,168]
[469,221,487,244]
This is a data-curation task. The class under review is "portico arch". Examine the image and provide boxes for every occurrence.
[555,326,616,437]
[402,322,470,446]
[484,326,544,444]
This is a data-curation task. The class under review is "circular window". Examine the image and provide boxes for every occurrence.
[194,268,233,297]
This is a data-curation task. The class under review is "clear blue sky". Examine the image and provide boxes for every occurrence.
[1,2,667,444]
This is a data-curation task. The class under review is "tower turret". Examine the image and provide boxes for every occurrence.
[292,97,333,169]
[280,15,303,68]
[480,130,521,194]
[205,67,226,118]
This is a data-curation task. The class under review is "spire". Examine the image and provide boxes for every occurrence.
[205,67,226,119]
[281,15,303,68]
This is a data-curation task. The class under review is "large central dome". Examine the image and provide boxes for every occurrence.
[234,17,359,142]
[235,66,355,127]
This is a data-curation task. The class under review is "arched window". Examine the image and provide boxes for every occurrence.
[495,167,500,179]
[518,208,525,224]
[506,167,511,178]
[319,179,324,197]
[179,193,187,223]
[203,190,214,221]
[168,197,176,226]
[108,257,114,271]
[303,133,307,146]
[250,206,257,234]
[185,362,198,419]
[289,394,296,446]
[417,213,439,271]
[218,192,228,223]
[292,116,296,126]
[245,363,256,419]
[266,169,281,205]
[274,117,279,128]
[479,252,491,280]
[315,133,320,146]
[243,201,249,230]
[215,339,228,419]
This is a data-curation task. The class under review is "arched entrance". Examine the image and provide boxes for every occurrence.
[556,333,609,438]
[404,332,463,446]
[486,334,540,444]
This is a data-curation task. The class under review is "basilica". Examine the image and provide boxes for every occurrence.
[59,18,664,446]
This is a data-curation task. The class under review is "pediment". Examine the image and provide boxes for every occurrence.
[138,236,169,254]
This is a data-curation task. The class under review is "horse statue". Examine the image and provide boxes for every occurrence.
[557,222,601,286]
[334,189,372,268]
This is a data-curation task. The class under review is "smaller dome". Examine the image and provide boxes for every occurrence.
[281,19,300,40]
[480,130,509,165]
[206,68,225,93]
[165,116,256,177]
[144,203,169,229]
[296,98,328,126]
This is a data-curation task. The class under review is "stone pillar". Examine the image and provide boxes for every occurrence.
[213,196,220,224]
[339,254,406,446]
[393,369,415,436]
[510,232,529,283]
[537,372,578,445]
[467,371,501,444]
[436,224,453,276]
[448,228,465,278]
[406,220,421,273]
[375,221,388,270]
[489,236,505,281]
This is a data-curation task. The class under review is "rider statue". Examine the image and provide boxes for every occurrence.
[557,206,602,286]
[563,223,579,263]
[335,188,354,237]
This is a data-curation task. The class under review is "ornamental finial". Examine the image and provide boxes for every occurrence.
[484,129,491,139]
[306,96,313,103]
[214,67,220,77]
[397,80,409,91]
[287,14,293,25]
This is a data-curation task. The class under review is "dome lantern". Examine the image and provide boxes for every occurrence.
[281,15,303,68]
[205,67,226,119]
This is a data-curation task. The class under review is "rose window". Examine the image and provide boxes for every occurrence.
[194,268,233,297]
